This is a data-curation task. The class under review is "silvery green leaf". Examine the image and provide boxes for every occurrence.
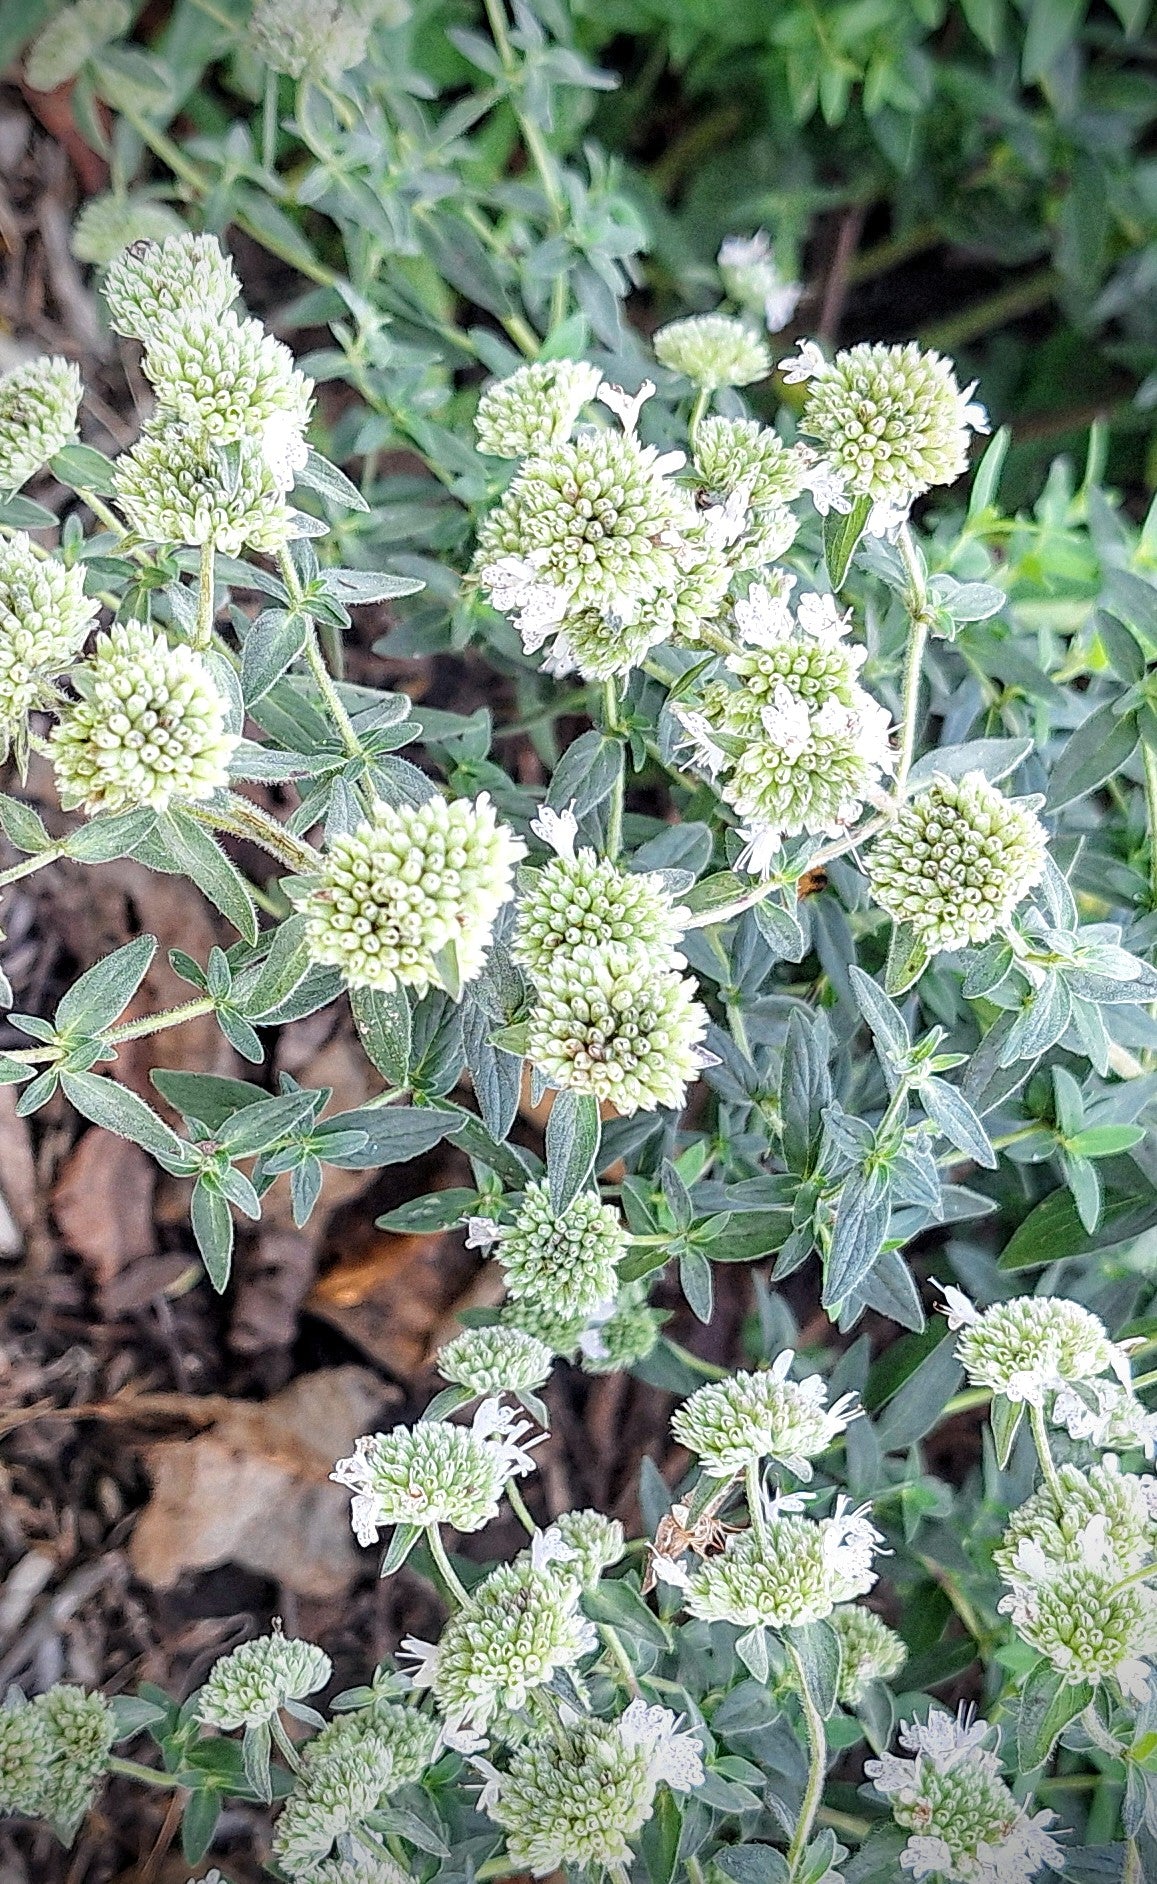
[908,735,1034,789]
[545,1089,600,1214]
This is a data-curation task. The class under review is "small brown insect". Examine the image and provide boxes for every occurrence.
[642,1501,737,1593]
[797,868,828,899]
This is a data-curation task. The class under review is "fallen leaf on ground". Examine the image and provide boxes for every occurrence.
[129,1366,395,1598]
[307,1217,479,1382]
[52,1127,156,1289]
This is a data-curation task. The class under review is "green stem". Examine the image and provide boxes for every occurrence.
[506,1479,537,1536]
[195,541,216,652]
[599,1621,640,1696]
[601,678,625,859]
[107,1755,179,1788]
[663,1339,729,1382]
[1144,741,1157,907]
[426,1525,471,1607]
[193,798,323,875]
[682,813,891,932]
[785,1644,827,1880]
[689,386,710,444]
[1028,1401,1064,1504]
[262,67,279,173]
[277,549,364,764]
[894,523,930,798]
[745,1459,768,1547]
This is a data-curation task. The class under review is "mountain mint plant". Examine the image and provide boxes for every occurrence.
[3,127,1157,1884]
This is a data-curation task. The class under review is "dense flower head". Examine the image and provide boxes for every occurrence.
[579,1287,664,1374]
[654,314,771,390]
[115,418,293,555]
[867,1708,1063,1884]
[500,1296,587,1359]
[247,0,377,79]
[198,1629,332,1730]
[104,233,240,344]
[0,536,98,750]
[301,1699,439,1788]
[867,772,1047,952]
[475,429,688,620]
[555,535,733,674]
[332,1398,541,1544]
[0,356,81,493]
[684,1500,882,1627]
[299,792,524,998]
[943,1286,1132,1407]
[527,942,710,1115]
[797,340,987,510]
[51,619,237,815]
[475,360,604,459]
[994,1456,1157,1581]
[514,848,687,978]
[694,582,893,851]
[272,1740,389,1878]
[831,1605,907,1707]
[543,1508,626,1586]
[671,1353,860,1479]
[71,194,186,267]
[999,1516,1157,1698]
[693,416,805,509]
[479,1699,703,1874]
[494,1179,625,1320]
[405,1549,596,1733]
[436,1324,554,1397]
[24,0,130,91]
[0,1685,118,1841]
[142,309,313,484]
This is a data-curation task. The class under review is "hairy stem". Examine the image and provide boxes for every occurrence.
[894,522,930,798]
[195,541,216,652]
[599,1621,640,1696]
[193,798,323,875]
[1144,741,1157,906]
[1028,1401,1064,1504]
[505,1478,537,1536]
[0,846,65,891]
[104,997,217,1046]
[107,1755,179,1788]
[785,1643,827,1880]
[745,1458,769,1547]
[689,385,710,444]
[277,549,364,764]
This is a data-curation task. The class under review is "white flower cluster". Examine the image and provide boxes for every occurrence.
[108,232,310,551]
[867,1707,1063,1883]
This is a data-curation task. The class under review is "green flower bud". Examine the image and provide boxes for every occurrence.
[198,1629,332,1730]
[867,772,1047,953]
[475,360,603,459]
[114,419,293,555]
[496,1179,625,1320]
[693,416,805,509]
[654,314,771,391]
[51,619,238,815]
[104,233,240,345]
[436,1325,554,1397]
[143,309,313,484]
[515,844,686,979]
[299,792,524,998]
[543,1508,625,1586]
[830,1605,907,1707]
[526,943,711,1116]
[0,536,98,758]
[671,1353,860,1479]
[579,1286,664,1375]
[332,1398,541,1544]
[0,356,81,493]
[248,0,377,80]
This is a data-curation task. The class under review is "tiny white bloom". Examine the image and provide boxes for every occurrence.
[596,378,653,436]
[465,1216,503,1251]
[399,1635,439,1688]
[617,1699,705,1793]
[778,339,827,384]
[530,803,580,860]
[798,457,853,516]
[759,682,812,761]
[671,706,728,779]
[733,581,794,648]
[701,482,752,548]
[734,821,782,878]
[935,1280,981,1331]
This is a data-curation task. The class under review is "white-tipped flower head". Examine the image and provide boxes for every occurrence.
[247,0,377,79]
[51,620,237,816]
[800,341,988,508]
[9,1685,117,1842]
[831,1605,907,1707]
[497,1180,625,1320]
[24,0,130,91]
[543,1508,626,1586]
[671,1353,860,1479]
[995,1456,1157,1582]
[699,582,893,845]
[946,1288,1131,1408]
[718,232,803,333]
[475,360,604,459]
[0,537,98,756]
[501,1296,587,1360]
[332,1398,541,1545]
[198,1629,332,1730]
[579,1286,664,1375]
[72,196,186,268]
[104,233,240,344]
[654,314,770,391]
[115,419,293,555]
[303,1696,440,1788]
[142,310,313,484]
[868,772,1047,953]
[436,1325,554,1398]
[527,943,710,1116]
[999,1517,1157,1701]
[481,1701,702,1874]
[554,538,733,677]
[514,849,687,978]
[406,1556,596,1733]
[475,430,687,620]
[866,1708,1063,1884]
[684,1501,882,1628]
[271,1739,391,1878]
[300,792,523,998]
[0,356,81,493]
[693,415,805,509]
